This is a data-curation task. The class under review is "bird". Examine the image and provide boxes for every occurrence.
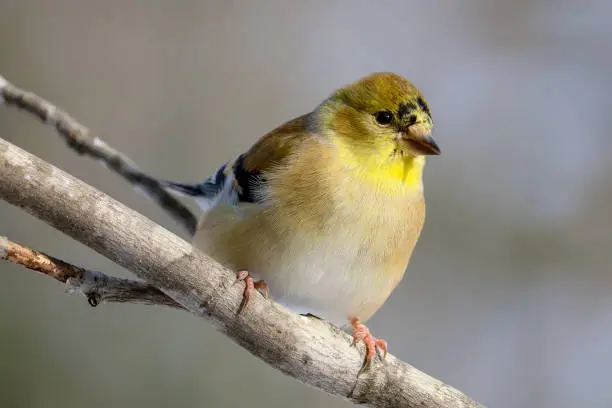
[164,72,440,369]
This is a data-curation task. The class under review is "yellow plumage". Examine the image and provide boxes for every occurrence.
[172,72,439,366]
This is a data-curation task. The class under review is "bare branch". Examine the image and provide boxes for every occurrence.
[0,75,198,234]
[0,138,483,408]
[0,236,184,309]
[0,74,485,407]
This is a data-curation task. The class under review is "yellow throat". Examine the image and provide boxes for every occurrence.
[330,135,425,197]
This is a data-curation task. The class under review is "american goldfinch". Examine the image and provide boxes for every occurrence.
[165,72,439,368]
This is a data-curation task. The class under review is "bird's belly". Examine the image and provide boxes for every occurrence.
[256,238,406,326]
[195,203,416,326]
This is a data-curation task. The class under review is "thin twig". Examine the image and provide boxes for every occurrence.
[0,236,184,309]
[0,75,198,235]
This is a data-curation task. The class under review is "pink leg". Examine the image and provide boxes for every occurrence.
[351,317,388,372]
[235,270,269,313]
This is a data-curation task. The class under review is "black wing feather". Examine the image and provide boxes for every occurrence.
[163,154,265,210]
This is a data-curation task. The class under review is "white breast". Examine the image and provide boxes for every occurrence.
[195,185,424,326]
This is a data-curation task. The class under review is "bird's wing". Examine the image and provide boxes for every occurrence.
[163,113,312,212]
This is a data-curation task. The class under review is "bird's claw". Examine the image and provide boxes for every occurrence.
[351,318,388,373]
[235,270,269,314]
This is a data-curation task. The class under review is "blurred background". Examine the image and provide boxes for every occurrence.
[1,1,610,407]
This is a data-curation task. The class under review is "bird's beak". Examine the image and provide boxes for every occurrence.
[401,124,441,156]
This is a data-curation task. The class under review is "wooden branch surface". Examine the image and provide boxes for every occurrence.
[0,76,484,408]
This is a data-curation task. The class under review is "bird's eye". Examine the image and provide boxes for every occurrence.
[374,110,394,125]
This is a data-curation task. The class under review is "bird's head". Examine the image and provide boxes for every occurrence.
[315,72,440,161]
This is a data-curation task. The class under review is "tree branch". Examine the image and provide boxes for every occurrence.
[0,236,183,309]
[0,76,485,408]
[0,75,198,235]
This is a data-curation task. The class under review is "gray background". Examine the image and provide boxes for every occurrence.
[1,1,611,407]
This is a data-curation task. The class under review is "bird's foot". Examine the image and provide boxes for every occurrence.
[350,317,388,373]
[235,270,269,313]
